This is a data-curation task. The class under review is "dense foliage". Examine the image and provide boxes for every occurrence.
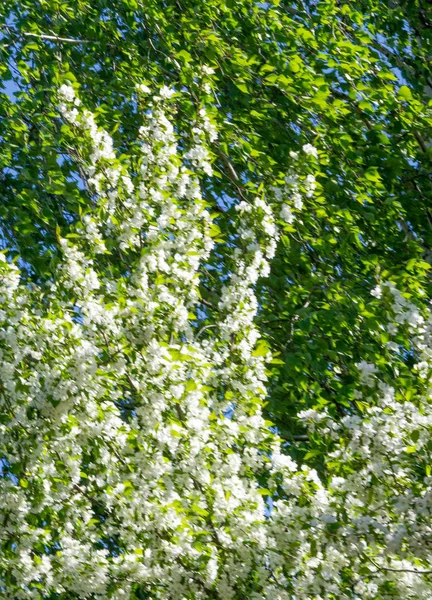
[1,1,432,598]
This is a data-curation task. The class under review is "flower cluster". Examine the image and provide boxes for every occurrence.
[271,148,317,226]
[0,82,327,600]
[299,282,432,598]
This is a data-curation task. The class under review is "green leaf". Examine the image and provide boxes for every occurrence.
[398,85,413,100]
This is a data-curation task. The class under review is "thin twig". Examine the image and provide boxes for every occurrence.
[368,556,432,575]
[22,32,94,44]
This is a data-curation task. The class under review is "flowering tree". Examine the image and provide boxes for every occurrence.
[2,1,432,598]
[1,78,325,598]
[0,72,431,600]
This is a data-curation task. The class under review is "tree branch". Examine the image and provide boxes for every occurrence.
[22,32,94,44]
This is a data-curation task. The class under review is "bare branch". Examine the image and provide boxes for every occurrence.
[22,32,94,44]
